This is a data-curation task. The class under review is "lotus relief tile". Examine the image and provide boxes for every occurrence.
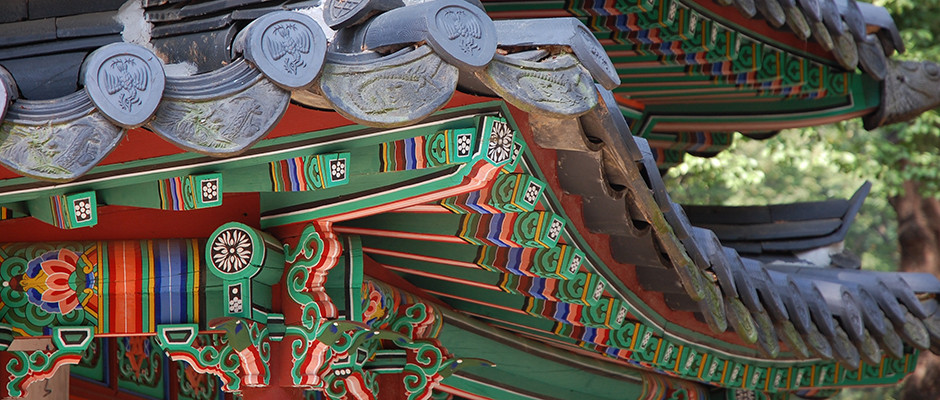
[147,59,291,156]
[478,53,597,117]
[319,45,458,128]
[492,18,621,90]
[0,91,124,182]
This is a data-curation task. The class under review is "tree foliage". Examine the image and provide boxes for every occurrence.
[666,1,940,398]
[665,127,898,272]
[871,0,940,197]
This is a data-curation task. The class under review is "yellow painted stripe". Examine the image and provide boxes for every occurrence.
[191,239,200,325]
[652,337,663,361]
[147,240,156,332]
[97,242,105,334]
[673,347,683,373]
[630,324,640,349]
[269,162,280,192]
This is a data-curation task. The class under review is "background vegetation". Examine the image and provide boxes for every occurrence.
[665,0,940,398]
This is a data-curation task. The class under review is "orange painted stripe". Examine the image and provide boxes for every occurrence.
[382,264,498,291]
[426,290,528,315]
[110,241,141,333]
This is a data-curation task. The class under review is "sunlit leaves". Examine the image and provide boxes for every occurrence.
[665,129,899,272]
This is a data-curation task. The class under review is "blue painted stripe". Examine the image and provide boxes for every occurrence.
[405,138,418,170]
[287,158,300,190]
[464,190,488,214]
[154,240,187,324]
[659,42,674,56]
[486,214,509,247]
[614,15,629,32]
[168,178,179,210]
[505,247,524,275]
[553,302,568,321]
[584,327,598,343]
[530,278,547,300]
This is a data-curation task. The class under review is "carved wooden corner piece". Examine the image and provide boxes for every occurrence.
[282,222,344,328]
[3,327,93,399]
[209,318,273,388]
[155,322,272,393]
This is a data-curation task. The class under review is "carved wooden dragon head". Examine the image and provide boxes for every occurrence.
[864,59,940,129]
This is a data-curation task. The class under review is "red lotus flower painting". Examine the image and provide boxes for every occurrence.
[19,249,92,315]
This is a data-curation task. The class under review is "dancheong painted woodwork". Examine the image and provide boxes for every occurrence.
[0,0,938,399]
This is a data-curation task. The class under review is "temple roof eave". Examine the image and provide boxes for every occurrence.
[0,0,935,397]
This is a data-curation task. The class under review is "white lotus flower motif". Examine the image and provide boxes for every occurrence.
[211,229,253,273]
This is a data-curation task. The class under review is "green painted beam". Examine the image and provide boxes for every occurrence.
[438,310,645,400]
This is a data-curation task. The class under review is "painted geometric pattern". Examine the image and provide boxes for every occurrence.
[457,211,565,248]
[176,336,225,400]
[423,242,914,392]
[643,131,733,169]
[269,152,350,192]
[379,128,476,172]
[640,373,708,400]
[439,173,545,214]
[644,131,733,155]
[178,360,222,400]
[356,128,918,394]
[571,6,853,98]
[159,174,222,211]
[160,176,194,211]
[541,0,862,170]
[50,191,97,229]
[503,318,916,392]
[0,206,22,221]
[72,337,106,382]
[0,240,202,337]
[475,244,585,280]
